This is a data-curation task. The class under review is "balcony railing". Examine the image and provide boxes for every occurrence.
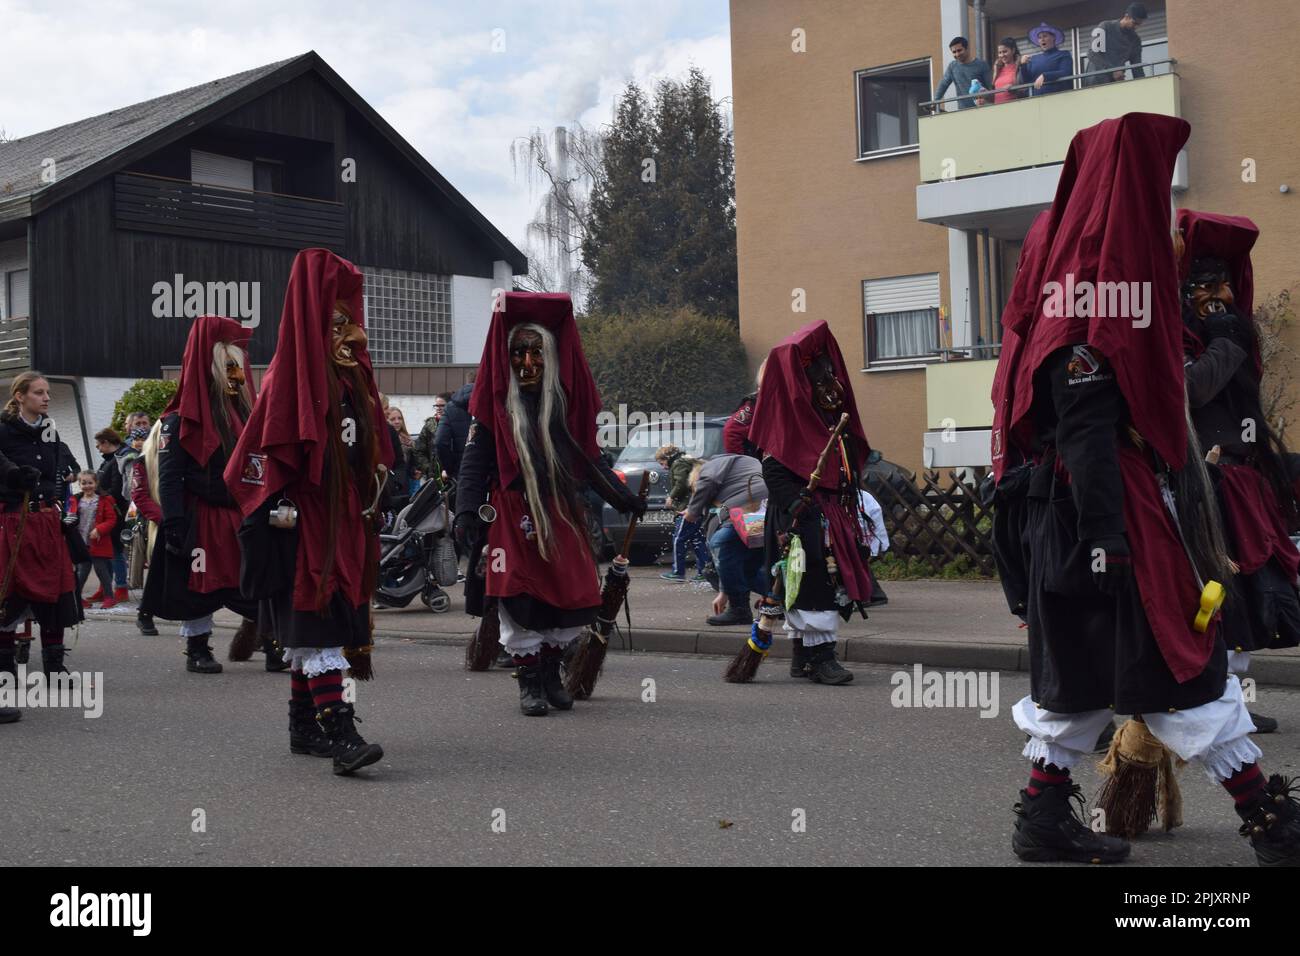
[919,58,1177,114]
[0,315,31,373]
[114,172,345,250]
[916,62,1180,183]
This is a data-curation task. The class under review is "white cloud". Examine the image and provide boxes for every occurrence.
[0,0,730,258]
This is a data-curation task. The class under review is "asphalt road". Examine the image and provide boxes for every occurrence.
[4,619,1298,866]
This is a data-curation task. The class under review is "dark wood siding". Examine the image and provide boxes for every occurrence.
[33,177,297,375]
[343,116,498,277]
[31,72,508,378]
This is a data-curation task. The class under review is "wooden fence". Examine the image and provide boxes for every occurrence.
[867,469,997,576]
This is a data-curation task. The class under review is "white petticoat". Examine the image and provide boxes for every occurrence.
[283,646,350,678]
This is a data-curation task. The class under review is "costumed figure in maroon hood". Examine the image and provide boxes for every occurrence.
[0,371,81,723]
[722,358,767,459]
[1177,210,1300,736]
[454,292,647,717]
[226,249,393,776]
[992,113,1300,867]
[747,319,873,685]
[141,315,264,674]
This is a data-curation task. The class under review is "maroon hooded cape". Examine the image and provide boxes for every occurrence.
[225,248,394,610]
[469,292,601,490]
[165,315,254,465]
[750,319,873,602]
[991,113,1218,682]
[990,211,1053,480]
[166,314,254,593]
[1177,210,1261,375]
[1177,210,1297,579]
[469,292,604,609]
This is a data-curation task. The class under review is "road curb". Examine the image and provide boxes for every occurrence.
[338,623,1300,689]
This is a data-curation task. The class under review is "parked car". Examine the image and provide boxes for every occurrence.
[601,417,729,564]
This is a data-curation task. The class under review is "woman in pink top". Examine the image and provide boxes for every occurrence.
[991,37,1023,104]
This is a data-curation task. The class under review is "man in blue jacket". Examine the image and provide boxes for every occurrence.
[435,378,474,481]
[1019,22,1073,96]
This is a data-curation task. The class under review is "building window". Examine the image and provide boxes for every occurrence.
[363,267,452,365]
[855,58,930,158]
[3,269,29,319]
[191,150,254,191]
[863,273,941,364]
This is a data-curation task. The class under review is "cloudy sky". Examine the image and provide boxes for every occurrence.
[0,0,731,256]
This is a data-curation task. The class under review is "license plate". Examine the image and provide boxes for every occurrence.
[642,510,675,524]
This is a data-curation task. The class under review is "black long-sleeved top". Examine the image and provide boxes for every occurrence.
[456,412,642,524]
[1032,345,1128,541]
[155,412,235,524]
[0,411,68,507]
[1184,335,1253,459]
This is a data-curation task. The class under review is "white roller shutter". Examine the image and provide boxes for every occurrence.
[190,150,254,191]
[863,273,940,313]
[7,270,29,318]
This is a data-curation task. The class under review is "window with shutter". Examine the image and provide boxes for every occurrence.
[190,150,255,191]
[863,273,941,365]
[5,270,29,319]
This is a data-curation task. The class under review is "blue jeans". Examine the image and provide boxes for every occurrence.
[709,523,767,600]
[672,515,711,577]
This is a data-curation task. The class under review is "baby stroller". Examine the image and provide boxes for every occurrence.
[374,479,459,612]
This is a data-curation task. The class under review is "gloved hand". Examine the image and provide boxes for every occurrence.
[163,519,188,557]
[5,465,40,491]
[1202,311,1240,343]
[626,493,648,519]
[789,490,822,524]
[453,511,483,548]
[1089,534,1132,596]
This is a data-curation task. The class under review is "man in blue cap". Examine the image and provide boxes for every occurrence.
[1084,3,1149,87]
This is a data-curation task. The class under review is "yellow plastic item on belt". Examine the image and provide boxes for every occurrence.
[1193,579,1225,633]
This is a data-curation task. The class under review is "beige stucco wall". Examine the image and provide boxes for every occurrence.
[729,0,948,475]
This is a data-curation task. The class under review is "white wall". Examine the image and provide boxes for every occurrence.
[46,376,139,471]
[450,261,517,365]
[451,274,494,365]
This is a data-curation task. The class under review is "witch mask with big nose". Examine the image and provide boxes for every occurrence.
[331,303,367,368]
[509,328,544,389]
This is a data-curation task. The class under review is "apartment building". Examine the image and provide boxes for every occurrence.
[730,0,1296,474]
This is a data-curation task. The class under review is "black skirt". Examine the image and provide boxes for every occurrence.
[1024,492,1227,714]
[141,530,255,622]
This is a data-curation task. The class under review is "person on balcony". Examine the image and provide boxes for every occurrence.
[1019,23,1073,96]
[932,36,992,112]
[1083,3,1148,87]
[987,38,1025,105]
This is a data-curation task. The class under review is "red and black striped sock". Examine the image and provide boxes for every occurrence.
[539,644,563,659]
[306,669,345,710]
[290,669,312,707]
[1223,763,1265,807]
[1027,761,1071,796]
[512,653,539,666]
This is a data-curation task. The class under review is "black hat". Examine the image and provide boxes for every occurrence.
[1126,3,1148,20]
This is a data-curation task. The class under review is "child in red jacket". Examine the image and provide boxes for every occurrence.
[70,471,118,609]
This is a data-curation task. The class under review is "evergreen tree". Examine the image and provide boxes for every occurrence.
[583,70,737,323]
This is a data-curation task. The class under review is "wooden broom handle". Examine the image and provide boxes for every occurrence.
[618,472,652,558]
